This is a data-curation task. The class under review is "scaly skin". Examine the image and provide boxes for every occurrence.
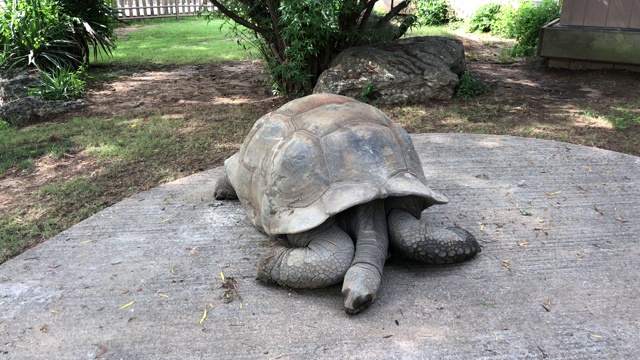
[214,175,237,200]
[387,209,481,264]
[257,219,354,288]
[341,200,389,315]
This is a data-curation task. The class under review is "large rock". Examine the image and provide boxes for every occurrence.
[0,69,42,104]
[314,36,466,104]
[0,69,83,126]
[0,96,84,126]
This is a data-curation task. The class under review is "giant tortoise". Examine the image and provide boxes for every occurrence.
[214,93,480,314]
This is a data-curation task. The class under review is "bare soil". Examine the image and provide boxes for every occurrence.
[1,35,639,259]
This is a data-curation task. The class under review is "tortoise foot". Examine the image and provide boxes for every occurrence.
[342,264,381,315]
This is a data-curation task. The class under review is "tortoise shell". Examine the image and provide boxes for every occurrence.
[225,94,447,235]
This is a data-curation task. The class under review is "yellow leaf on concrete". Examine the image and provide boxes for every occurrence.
[200,308,207,324]
[118,301,135,310]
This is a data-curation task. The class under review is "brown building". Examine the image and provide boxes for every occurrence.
[539,0,640,71]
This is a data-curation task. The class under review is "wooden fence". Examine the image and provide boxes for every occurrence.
[113,0,216,20]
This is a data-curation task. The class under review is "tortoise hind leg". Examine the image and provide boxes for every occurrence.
[387,209,481,264]
[214,174,237,200]
[257,218,354,289]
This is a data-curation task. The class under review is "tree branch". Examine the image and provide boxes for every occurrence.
[357,0,378,32]
[265,0,285,60]
[207,0,264,35]
[375,0,411,28]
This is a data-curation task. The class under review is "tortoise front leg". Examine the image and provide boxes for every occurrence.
[214,173,237,200]
[387,209,481,264]
[341,199,389,315]
[257,218,354,289]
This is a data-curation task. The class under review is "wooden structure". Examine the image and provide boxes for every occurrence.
[113,0,215,20]
[539,0,640,71]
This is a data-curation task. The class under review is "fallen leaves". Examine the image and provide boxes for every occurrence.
[502,259,511,272]
[219,271,242,305]
[592,204,604,215]
[544,190,562,198]
[520,209,532,216]
[479,301,496,308]
[118,301,135,310]
[199,308,208,324]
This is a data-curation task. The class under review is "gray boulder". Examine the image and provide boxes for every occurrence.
[0,69,83,126]
[0,69,42,104]
[0,96,84,126]
[314,36,466,104]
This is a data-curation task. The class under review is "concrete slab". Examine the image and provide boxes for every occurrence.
[1,134,639,359]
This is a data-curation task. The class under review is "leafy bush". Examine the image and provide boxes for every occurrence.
[414,0,456,26]
[205,0,414,94]
[28,66,87,100]
[0,119,11,131]
[467,0,561,57]
[491,4,519,38]
[468,3,502,33]
[455,71,489,100]
[0,0,117,71]
[0,0,80,70]
[508,0,561,56]
[58,0,119,64]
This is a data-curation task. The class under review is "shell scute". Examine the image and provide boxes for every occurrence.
[225,94,446,235]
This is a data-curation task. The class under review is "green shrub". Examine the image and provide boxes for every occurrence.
[414,0,456,26]
[468,1,560,57]
[456,71,489,100]
[28,66,87,100]
[58,0,119,64]
[0,0,80,70]
[491,3,519,38]
[468,3,502,33]
[0,0,117,71]
[0,119,11,131]
[508,0,561,56]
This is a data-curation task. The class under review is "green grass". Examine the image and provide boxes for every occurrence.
[93,17,253,66]
[0,120,76,174]
[577,102,640,131]
[404,25,456,38]
[0,110,255,178]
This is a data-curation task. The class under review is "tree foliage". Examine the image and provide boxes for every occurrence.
[0,0,118,71]
[205,0,415,94]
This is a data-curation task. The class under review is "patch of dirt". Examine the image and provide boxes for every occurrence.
[83,60,276,118]
[0,151,99,211]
